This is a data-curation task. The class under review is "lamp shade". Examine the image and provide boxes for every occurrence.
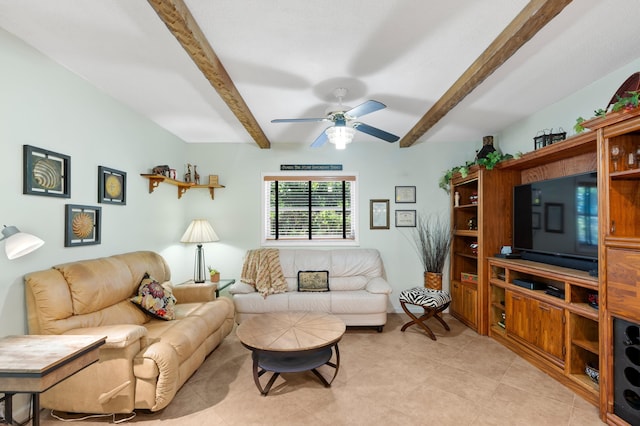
[326,126,356,150]
[180,219,219,243]
[1,225,44,260]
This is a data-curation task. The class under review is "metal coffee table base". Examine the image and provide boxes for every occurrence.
[252,344,340,396]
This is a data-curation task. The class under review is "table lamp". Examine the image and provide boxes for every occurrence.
[0,225,44,260]
[180,219,219,283]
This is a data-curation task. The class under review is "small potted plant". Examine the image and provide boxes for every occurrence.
[208,266,220,283]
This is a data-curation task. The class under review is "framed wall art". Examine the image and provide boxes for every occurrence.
[98,166,127,205]
[65,204,101,247]
[395,210,417,227]
[370,199,389,230]
[23,145,70,198]
[395,186,416,203]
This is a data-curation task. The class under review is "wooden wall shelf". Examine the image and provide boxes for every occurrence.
[140,174,225,199]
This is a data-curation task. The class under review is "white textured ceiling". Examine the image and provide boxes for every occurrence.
[1,0,639,147]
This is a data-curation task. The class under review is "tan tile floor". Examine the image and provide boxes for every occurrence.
[40,313,604,425]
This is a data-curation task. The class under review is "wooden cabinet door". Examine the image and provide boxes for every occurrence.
[607,247,640,319]
[450,281,463,317]
[531,299,565,361]
[506,290,531,342]
[462,284,477,327]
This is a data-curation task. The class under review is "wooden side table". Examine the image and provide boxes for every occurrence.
[0,335,105,426]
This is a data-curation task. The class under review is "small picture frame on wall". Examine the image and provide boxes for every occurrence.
[65,204,101,247]
[98,166,127,205]
[395,210,417,227]
[23,145,70,198]
[370,199,390,230]
[395,186,416,203]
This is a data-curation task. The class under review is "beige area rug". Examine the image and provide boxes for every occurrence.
[39,313,603,425]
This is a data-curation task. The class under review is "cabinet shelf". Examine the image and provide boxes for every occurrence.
[141,174,225,200]
[454,203,478,209]
[454,252,478,260]
[453,230,478,237]
[572,338,599,355]
[610,167,640,179]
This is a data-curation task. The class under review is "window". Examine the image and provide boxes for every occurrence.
[262,173,357,244]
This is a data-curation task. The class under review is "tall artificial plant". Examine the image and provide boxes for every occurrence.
[409,213,452,274]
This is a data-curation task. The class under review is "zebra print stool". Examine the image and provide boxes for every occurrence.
[399,287,451,340]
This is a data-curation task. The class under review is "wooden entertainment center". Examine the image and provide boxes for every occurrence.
[449,107,640,424]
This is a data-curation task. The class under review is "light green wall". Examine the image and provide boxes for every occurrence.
[0,28,188,337]
[498,58,640,154]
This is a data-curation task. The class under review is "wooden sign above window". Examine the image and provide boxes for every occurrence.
[280,164,343,171]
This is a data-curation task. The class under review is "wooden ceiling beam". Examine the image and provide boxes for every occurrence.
[399,0,572,148]
[148,0,271,148]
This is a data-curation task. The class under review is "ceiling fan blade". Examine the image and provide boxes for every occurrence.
[346,100,386,118]
[271,117,328,123]
[310,128,330,148]
[353,122,399,142]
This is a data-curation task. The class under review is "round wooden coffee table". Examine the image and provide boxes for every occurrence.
[236,311,346,396]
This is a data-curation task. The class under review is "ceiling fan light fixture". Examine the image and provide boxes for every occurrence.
[326,126,356,150]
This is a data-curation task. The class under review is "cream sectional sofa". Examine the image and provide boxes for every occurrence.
[24,251,234,414]
[229,248,392,330]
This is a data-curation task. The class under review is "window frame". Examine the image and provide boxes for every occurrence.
[261,171,359,247]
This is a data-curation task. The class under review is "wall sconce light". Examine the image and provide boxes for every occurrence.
[0,225,44,260]
[180,219,219,283]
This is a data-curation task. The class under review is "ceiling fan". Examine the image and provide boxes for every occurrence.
[271,88,400,149]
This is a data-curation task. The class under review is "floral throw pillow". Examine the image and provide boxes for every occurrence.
[131,273,176,320]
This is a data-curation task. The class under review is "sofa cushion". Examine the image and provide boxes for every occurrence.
[297,270,330,292]
[131,273,176,320]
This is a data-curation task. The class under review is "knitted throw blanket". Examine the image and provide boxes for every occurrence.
[240,249,287,297]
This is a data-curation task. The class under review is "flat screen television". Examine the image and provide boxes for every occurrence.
[513,171,598,273]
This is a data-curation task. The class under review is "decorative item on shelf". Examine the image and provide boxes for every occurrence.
[533,128,565,149]
[208,266,220,283]
[549,128,566,144]
[588,292,599,310]
[169,169,176,179]
[533,129,550,150]
[611,144,622,172]
[406,212,451,290]
[193,165,200,184]
[461,272,478,284]
[636,145,640,168]
[585,363,599,384]
[0,225,44,260]
[152,165,170,177]
[184,163,192,183]
[498,312,506,329]
[438,151,516,194]
[469,241,478,255]
[475,136,496,160]
[181,219,219,283]
[454,191,460,207]
[468,216,477,230]
[469,191,478,205]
